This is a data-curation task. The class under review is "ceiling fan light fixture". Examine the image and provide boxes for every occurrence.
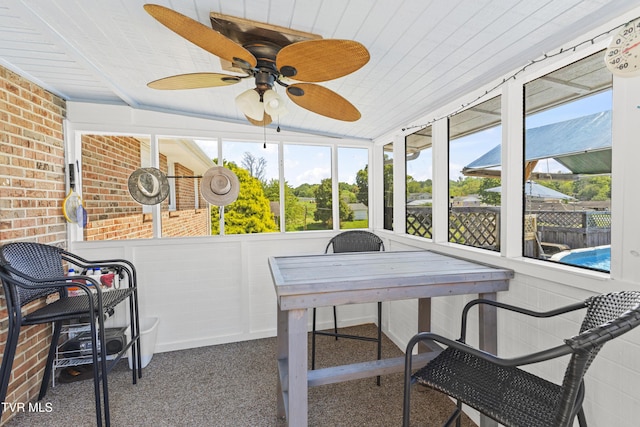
[263,89,288,117]
[235,88,264,121]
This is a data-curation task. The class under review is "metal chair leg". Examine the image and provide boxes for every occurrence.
[577,408,587,427]
[376,301,382,386]
[443,402,462,427]
[38,320,62,400]
[128,293,142,383]
[86,317,103,427]
[402,343,414,427]
[333,306,338,340]
[97,320,111,427]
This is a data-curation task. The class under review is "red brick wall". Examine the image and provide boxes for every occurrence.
[174,163,195,210]
[81,134,143,222]
[162,209,210,236]
[0,65,66,423]
[81,134,153,241]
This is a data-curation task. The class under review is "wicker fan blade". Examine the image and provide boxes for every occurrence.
[144,4,257,68]
[277,39,369,82]
[148,73,241,90]
[286,83,361,121]
[245,113,272,126]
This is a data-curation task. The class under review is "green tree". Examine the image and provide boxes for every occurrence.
[264,179,306,231]
[293,183,316,198]
[356,166,368,206]
[574,176,611,201]
[478,178,502,205]
[210,162,277,234]
[314,178,353,225]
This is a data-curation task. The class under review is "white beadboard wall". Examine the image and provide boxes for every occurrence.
[72,231,380,352]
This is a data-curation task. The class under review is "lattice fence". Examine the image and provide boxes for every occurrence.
[535,211,611,229]
[449,208,500,249]
[406,207,610,251]
[406,207,500,250]
[406,207,433,238]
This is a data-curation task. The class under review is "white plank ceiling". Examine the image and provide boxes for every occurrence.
[1,0,638,141]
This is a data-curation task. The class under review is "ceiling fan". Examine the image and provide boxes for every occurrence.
[143,4,370,126]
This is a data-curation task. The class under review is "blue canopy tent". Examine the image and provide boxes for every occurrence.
[462,110,612,179]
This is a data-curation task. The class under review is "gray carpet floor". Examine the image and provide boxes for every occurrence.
[4,325,476,426]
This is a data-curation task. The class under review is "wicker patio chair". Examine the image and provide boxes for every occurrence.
[311,230,385,385]
[402,291,640,427]
[0,242,142,427]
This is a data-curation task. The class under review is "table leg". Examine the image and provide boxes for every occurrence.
[276,303,287,419]
[287,308,308,426]
[417,297,431,353]
[478,292,498,427]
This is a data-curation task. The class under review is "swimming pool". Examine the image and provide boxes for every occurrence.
[551,245,610,272]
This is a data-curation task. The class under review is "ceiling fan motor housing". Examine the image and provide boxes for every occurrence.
[255,71,275,91]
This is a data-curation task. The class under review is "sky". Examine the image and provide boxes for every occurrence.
[195,90,611,187]
[195,139,368,187]
[408,90,612,181]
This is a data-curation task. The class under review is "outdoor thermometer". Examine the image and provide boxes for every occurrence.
[605,17,640,77]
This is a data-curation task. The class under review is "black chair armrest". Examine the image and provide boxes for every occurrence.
[460,298,587,341]
[406,331,573,371]
[0,265,107,312]
[61,252,136,288]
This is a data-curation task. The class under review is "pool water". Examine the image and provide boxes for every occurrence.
[552,246,610,272]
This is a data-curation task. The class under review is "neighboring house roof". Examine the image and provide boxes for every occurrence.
[407,199,432,206]
[486,180,574,200]
[408,192,432,202]
[463,110,611,175]
[348,203,368,211]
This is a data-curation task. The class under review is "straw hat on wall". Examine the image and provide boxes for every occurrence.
[127,167,170,205]
[200,166,240,206]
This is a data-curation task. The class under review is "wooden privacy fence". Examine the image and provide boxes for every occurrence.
[535,210,611,248]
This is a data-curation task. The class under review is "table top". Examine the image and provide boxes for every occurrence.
[269,250,513,309]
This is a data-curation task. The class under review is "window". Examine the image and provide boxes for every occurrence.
[216,140,279,235]
[448,96,502,251]
[524,51,612,272]
[405,125,433,238]
[338,147,369,229]
[283,144,332,231]
[79,134,369,238]
[159,137,213,238]
[81,134,151,241]
[383,142,394,231]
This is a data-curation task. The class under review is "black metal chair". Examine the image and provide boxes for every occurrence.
[403,291,640,427]
[311,230,385,385]
[0,242,142,427]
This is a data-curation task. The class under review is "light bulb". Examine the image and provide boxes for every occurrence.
[235,89,264,121]
[263,89,288,117]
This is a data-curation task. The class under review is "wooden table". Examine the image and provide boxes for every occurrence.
[269,250,514,426]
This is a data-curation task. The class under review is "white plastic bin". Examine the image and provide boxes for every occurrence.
[128,317,159,369]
